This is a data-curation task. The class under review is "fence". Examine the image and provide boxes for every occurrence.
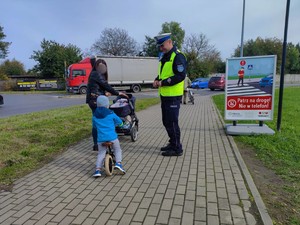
[0,78,65,91]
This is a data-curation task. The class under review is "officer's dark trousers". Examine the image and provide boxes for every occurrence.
[161,96,183,153]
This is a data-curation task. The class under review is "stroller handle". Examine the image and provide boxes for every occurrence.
[118,93,132,99]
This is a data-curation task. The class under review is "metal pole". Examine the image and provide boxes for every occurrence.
[240,0,245,57]
[277,0,291,131]
[234,0,245,127]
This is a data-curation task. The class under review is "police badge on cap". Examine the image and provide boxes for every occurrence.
[154,33,171,46]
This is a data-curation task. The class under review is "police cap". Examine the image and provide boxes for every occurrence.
[154,33,171,46]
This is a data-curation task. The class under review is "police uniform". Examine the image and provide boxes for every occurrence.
[154,33,187,156]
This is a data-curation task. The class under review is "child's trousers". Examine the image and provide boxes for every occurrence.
[96,138,122,169]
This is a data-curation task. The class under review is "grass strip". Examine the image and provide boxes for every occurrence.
[0,97,160,186]
[212,86,300,224]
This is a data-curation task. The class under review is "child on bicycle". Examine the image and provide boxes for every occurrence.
[92,95,126,177]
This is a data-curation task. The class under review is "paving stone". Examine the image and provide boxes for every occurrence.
[143,216,156,225]
[156,210,170,224]
[71,211,90,225]
[119,213,134,225]
[170,205,183,219]
[110,207,126,220]
[195,207,206,222]
[207,214,220,225]
[220,209,233,224]
[132,208,147,222]
[50,209,71,223]
[147,203,160,217]
[207,202,218,215]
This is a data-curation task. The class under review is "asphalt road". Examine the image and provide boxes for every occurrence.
[0,93,86,118]
[0,90,158,118]
[0,89,217,119]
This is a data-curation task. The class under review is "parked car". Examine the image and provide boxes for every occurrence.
[259,74,273,87]
[190,78,209,89]
[0,95,3,105]
[208,74,225,91]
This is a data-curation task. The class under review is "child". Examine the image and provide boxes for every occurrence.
[92,95,126,177]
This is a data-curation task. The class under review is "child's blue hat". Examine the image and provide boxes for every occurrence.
[97,95,109,107]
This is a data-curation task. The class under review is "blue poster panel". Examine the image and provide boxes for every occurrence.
[225,55,277,121]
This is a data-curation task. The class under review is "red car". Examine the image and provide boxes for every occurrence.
[208,74,225,91]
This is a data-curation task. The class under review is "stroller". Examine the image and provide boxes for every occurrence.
[109,94,139,142]
[186,88,195,105]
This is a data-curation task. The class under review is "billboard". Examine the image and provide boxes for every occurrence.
[225,55,276,121]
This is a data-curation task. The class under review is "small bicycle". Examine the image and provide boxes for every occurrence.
[101,142,115,176]
[102,142,126,176]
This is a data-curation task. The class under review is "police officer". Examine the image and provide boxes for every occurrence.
[153,33,187,156]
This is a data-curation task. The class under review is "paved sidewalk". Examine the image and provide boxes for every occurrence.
[0,94,272,225]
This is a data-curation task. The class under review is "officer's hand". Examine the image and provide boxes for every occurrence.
[153,80,159,88]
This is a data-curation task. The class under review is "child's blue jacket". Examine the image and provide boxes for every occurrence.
[92,107,123,142]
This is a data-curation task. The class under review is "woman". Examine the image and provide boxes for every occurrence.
[86,57,127,151]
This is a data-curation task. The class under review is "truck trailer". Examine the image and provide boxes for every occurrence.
[66,56,158,94]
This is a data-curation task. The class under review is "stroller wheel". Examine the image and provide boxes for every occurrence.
[130,125,138,142]
[105,154,114,176]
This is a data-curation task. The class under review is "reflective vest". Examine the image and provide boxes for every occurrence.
[158,51,184,97]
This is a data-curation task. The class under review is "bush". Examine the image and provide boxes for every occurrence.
[1,79,17,91]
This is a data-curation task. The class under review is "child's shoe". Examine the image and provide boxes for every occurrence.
[114,162,126,174]
[93,170,102,177]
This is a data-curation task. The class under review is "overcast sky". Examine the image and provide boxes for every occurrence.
[1,0,299,70]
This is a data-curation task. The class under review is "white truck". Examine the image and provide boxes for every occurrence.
[66,56,159,94]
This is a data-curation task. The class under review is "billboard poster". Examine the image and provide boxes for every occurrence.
[225,55,276,121]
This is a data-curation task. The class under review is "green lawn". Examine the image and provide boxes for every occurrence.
[0,97,160,186]
[227,74,266,80]
[212,87,300,224]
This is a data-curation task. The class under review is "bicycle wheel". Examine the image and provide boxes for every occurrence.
[104,154,114,176]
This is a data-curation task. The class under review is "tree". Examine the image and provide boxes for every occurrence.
[0,26,11,59]
[234,37,300,74]
[92,28,138,56]
[30,39,82,78]
[161,21,185,50]
[142,22,185,59]
[142,35,158,57]
[232,37,300,73]
[183,33,222,78]
[0,59,26,76]
[286,43,300,74]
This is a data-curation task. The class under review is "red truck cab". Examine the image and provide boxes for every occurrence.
[66,58,92,94]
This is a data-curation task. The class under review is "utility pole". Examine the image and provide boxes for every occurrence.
[240,0,246,57]
[234,0,246,126]
[277,0,291,131]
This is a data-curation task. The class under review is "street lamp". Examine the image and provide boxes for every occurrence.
[240,0,246,57]
[277,0,291,131]
[234,0,246,127]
